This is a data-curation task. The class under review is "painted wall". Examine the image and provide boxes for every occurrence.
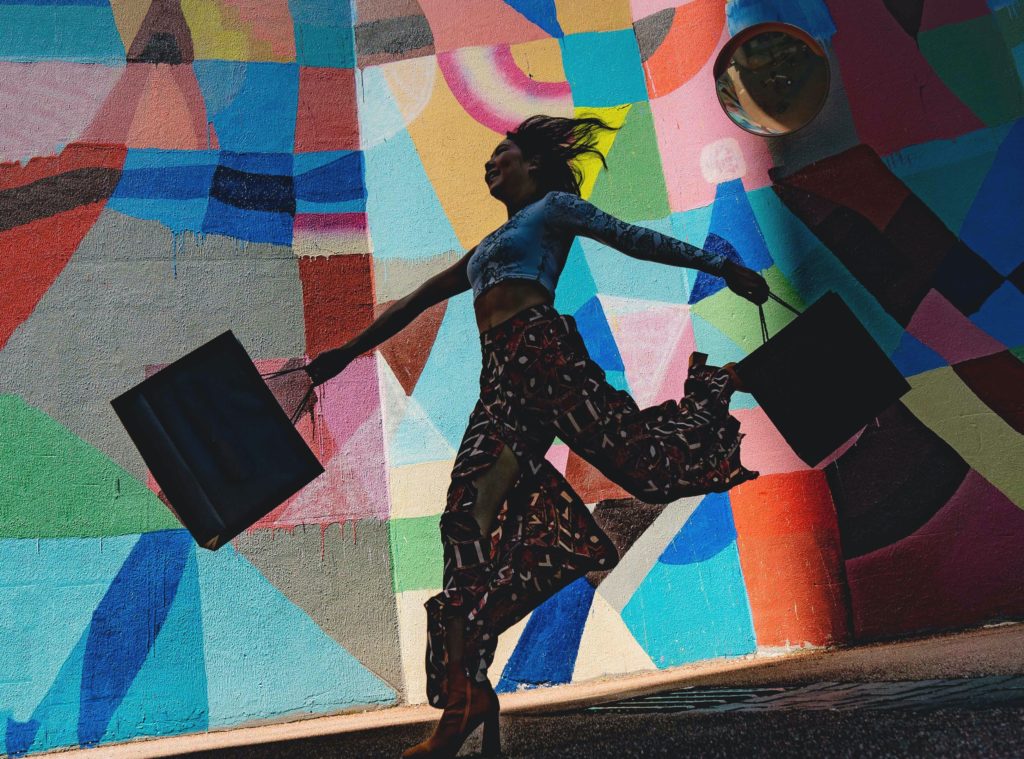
[1,0,1022,754]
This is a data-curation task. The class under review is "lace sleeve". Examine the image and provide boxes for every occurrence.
[547,191,728,276]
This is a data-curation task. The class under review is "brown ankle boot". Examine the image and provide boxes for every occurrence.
[402,662,500,758]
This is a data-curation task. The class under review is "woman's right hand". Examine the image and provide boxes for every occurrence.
[305,345,357,386]
[723,261,769,304]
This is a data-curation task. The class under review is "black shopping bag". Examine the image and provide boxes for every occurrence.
[734,291,910,466]
[111,331,324,550]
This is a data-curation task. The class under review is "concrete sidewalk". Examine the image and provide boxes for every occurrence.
[39,621,1024,758]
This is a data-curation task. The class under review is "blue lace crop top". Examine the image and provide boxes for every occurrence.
[466,191,728,300]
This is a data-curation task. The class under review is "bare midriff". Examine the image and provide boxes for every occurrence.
[474,279,554,333]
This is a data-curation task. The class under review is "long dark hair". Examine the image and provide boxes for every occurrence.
[506,114,618,196]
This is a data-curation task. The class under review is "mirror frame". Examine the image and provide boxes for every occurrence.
[713,21,831,137]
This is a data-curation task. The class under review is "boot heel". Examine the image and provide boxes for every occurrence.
[481,711,501,756]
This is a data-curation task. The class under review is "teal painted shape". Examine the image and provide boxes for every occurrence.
[361,68,462,260]
[604,370,630,393]
[0,535,140,755]
[690,314,757,410]
[621,493,755,668]
[196,544,396,727]
[579,216,693,304]
[559,30,647,107]
[409,292,482,448]
[0,5,124,63]
[747,187,904,354]
[883,124,1009,234]
[100,546,208,744]
[554,239,600,314]
[389,395,457,467]
[289,0,355,67]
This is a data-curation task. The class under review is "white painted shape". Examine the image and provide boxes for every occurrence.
[572,591,655,682]
[700,137,746,184]
[396,589,436,705]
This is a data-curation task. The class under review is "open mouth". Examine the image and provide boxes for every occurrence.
[485,169,499,184]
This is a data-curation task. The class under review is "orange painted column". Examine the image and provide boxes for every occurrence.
[730,470,850,647]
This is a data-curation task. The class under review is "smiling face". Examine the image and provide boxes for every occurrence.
[484,138,539,202]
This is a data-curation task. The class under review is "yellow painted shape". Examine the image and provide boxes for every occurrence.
[404,58,508,248]
[574,104,631,199]
[379,56,437,133]
[509,37,568,83]
[109,0,151,51]
[388,459,455,519]
[556,0,633,34]
[902,366,1024,508]
[395,589,435,704]
[182,0,276,61]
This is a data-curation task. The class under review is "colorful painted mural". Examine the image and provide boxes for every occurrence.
[1,0,1022,754]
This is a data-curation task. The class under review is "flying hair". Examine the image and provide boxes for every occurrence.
[505,114,619,196]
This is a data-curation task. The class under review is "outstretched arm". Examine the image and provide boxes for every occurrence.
[305,250,473,385]
[548,192,768,302]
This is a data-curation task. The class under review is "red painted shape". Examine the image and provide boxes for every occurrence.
[298,254,375,358]
[0,143,126,350]
[825,0,984,155]
[919,0,991,33]
[377,299,447,395]
[953,351,1024,435]
[294,67,359,153]
[772,145,910,232]
[730,471,850,647]
[846,470,1024,639]
[564,452,632,504]
[642,0,724,98]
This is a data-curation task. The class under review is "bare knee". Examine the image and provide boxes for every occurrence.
[470,446,520,538]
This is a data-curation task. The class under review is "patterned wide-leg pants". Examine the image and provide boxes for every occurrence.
[423,304,757,708]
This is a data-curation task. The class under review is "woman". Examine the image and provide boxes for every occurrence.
[304,115,768,758]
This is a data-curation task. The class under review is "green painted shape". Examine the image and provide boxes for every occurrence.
[993,5,1024,49]
[919,16,1024,127]
[0,395,180,538]
[589,101,670,222]
[690,266,806,354]
[1012,346,1024,363]
[388,515,442,593]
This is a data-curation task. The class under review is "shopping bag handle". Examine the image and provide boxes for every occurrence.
[757,292,801,344]
[260,365,316,426]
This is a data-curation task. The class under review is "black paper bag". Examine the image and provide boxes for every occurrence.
[111,331,324,550]
[735,291,910,466]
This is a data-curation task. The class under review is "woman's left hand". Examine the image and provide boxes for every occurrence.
[723,261,769,304]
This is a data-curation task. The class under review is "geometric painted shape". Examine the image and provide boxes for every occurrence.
[953,350,1024,436]
[930,240,1004,316]
[193,60,300,153]
[621,493,755,668]
[960,118,1024,276]
[377,300,448,396]
[559,29,648,107]
[730,471,849,647]
[299,253,375,357]
[726,0,837,40]
[587,496,668,587]
[503,0,563,38]
[902,366,1024,507]
[889,330,947,377]
[824,401,970,558]
[971,281,1024,348]
[109,148,217,235]
[416,0,550,52]
[0,395,181,538]
[846,470,1024,638]
[497,577,595,692]
[0,4,125,63]
[824,0,984,155]
[906,289,1006,365]
[573,296,626,371]
[233,520,404,695]
[181,0,296,62]
[293,150,366,213]
[99,543,208,744]
[640,0,725,98]
[588,101,669,221]
[658,491,737,565]
[918,15,1024,127]
[295,66,359,152]
[196,543,396,727]
[289,0,356,66]
[571,590,655,682]
[78,530,194,746]
[389,514,444,593]
[437,43,573,134]
[354,0,434,67]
